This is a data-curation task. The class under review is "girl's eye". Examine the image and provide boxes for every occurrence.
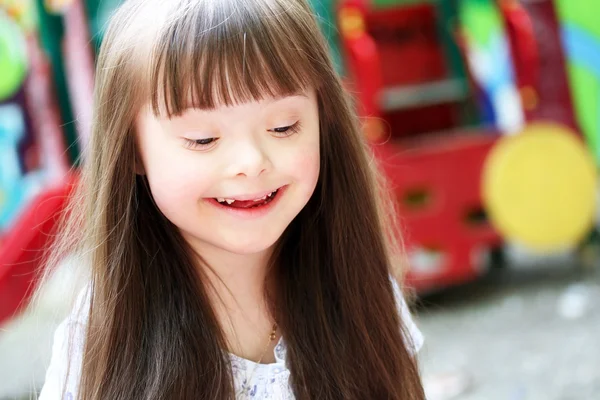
[184,137,218,150]
[269,121,301,137]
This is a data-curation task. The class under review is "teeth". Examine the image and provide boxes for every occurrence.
[217,191,277,204]
[215,198,235,205]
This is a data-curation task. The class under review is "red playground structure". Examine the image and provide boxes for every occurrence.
[337,0,598,293]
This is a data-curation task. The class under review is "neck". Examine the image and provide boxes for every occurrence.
[183,235,280,361]
[184,235,274,310]
[206,249,272,305]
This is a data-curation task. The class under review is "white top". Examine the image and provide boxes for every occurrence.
[39,279,423,399]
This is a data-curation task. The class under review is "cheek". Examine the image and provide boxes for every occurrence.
[298,152,320,178]
[145,168,191,219]
[142,149,214,213]
[286,144,320,186]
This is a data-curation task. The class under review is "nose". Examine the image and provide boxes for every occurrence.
[227,137,270,178]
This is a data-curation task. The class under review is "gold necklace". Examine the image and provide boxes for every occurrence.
[239,322,278,396]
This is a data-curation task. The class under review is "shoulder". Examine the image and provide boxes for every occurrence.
[389,276,424,355]
[39,285,90,399]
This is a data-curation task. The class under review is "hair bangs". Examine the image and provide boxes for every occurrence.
[148,0,323,117]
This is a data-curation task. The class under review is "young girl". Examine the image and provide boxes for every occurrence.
[39,0,425,398]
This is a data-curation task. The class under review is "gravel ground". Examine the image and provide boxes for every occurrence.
[418,261,600,400]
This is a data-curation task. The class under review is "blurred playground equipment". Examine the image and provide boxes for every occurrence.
[0,0,90,325]
[1,0,599,326]
[335,0,598,292]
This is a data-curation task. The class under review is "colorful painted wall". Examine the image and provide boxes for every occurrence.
[556,0,600,165]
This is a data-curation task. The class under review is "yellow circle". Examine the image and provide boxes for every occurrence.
[483,123,598,251]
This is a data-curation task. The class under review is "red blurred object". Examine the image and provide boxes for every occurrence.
[338,0,502,293]
[500,0,579,130]
[0,175,76,326]
[339,0,469,139]
[500,0,539,96]
[374,132,502,293]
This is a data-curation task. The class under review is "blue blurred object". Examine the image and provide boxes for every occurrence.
[0,104,46,232]
[458,0,524,134]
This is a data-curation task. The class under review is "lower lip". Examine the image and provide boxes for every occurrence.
[205,186,287,219]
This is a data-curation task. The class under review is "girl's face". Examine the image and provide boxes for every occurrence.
[135,89,320,257]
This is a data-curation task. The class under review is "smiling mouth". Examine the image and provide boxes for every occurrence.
[212,189,280,209]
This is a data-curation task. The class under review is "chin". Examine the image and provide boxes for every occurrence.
[185,227,284,257]
[219,235,281,255]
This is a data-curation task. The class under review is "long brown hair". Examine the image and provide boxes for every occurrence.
[46,0,424,398]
